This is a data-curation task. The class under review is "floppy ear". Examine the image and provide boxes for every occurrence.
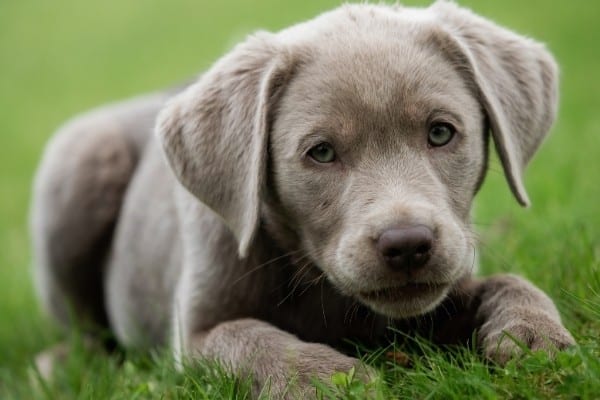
[157,33,295,258]
[431,2,559,206]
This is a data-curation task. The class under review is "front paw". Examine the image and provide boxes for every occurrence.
[279,343,378,399]
[480,310,575,365]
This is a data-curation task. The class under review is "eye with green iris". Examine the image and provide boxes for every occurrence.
[428,123,456,147]
[308,142,336,163]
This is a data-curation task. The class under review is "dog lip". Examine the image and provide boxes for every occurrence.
[359,282,447,302]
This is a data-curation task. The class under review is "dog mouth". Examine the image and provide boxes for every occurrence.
[358,282,448,303]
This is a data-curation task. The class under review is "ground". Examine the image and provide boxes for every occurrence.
[1,0,599,398]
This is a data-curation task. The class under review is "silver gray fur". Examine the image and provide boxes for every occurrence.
[31,2,575,398]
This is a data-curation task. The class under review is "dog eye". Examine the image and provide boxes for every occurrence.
[308,142,336,163]
[428,123,455,147]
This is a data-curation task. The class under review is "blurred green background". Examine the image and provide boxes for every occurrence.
[0,0,598,396]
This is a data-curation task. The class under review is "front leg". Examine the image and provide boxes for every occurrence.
[438,274,575,364]
[169,197,373,398]
[474,274,575,363]
[185,318,372,399]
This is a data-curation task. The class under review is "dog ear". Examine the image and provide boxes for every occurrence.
[157,33,295,257]
[431,2,559,206]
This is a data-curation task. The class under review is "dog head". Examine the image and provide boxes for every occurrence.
[158,2,558,318]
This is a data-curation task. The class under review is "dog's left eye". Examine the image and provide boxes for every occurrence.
[428,123,456,147]
[308,142,336,163]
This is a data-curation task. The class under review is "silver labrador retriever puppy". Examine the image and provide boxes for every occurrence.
[31,1,575,397]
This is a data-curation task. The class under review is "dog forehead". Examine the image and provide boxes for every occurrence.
[276,24,475,142]
[306,43,463,111]
[278,3,437,45]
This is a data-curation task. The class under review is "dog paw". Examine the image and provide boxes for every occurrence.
[480,312,575,365]
[277,345,379,399]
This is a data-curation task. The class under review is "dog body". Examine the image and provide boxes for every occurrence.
[31,2,574,397]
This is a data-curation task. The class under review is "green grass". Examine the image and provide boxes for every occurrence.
[1,0,599,398]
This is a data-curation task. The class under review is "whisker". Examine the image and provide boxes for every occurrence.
[278,260,315,306]
[297,272,325,297]
[320,278,328,327]
[232,249,304,286]
[270,253,312,293]
[344,300,360,325]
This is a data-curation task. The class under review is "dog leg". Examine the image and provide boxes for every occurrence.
[31,114,135,329]
[31,93,169,330]
[436,275,575,364]
[475,275,575,363]
[184,318,374,399]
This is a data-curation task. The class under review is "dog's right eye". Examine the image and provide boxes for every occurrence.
[428,123,456,147]
[308,143,336,163]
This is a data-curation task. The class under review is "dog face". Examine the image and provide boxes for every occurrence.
[269,31,485,317]
[158,3,558,318]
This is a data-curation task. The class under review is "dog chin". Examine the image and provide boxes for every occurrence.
[357,283,450,319]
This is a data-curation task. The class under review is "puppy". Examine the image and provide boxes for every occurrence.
[31,1,575,397]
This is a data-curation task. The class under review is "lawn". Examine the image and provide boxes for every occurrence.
[0,0,599,398]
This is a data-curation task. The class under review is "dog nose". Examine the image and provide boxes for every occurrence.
[377,225,433,271]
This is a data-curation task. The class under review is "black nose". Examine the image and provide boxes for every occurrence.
[377,225,434,271]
